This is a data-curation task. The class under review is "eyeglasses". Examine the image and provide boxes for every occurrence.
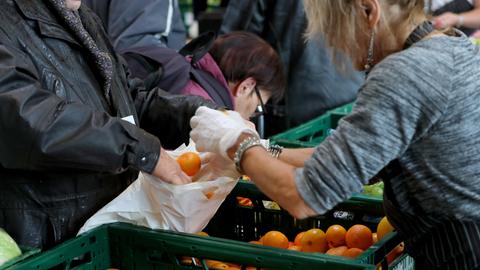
[250,86,267,119]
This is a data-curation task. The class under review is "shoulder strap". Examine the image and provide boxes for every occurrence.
[179,31,216,65]
[190,68,234,109]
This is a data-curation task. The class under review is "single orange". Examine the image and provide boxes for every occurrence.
[262,231,289,249]
[180,256,193,265]
[300,228,328,253]
[326,225,347,247]
[196,231,209,237]
[343,248,364,258]
[294,231,305,247]
[386,242,404,263]
[346,225,373,250]
[376,216,395,241]
[326,246,348,256]
[177,152,201,176]
[210,262,229,269]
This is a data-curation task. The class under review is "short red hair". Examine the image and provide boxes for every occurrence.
[209,31,286,102]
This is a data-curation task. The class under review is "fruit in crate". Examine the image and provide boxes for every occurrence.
[326,246,348,256]
[326,224,347,247]
[376,216,395,240]
[0,228,21,266]
[362,181,384,197]
[177,152,201,176]
[294,231,305,247]
[262,231,289,249]
[236,197,253,207]
[345,225,373,250]
[343,247,364,258]
[300,229,328,253]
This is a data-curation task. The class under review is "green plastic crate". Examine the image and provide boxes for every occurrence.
[0,247,40,270]
[270,102,353,149]
[6,223,375,270]
[205,180,414,269]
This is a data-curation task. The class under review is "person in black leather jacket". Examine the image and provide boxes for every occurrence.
[0,0,214,249]
[219,0,363,128]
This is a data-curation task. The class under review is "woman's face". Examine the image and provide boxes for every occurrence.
[65,0,82,11]
[229,79,271,119]
[235,88,270,120]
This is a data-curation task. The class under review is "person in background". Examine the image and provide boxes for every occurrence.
[190,0,480,268]
[219,0,363,135]
[83,0,186,50]
[429,0,480,36]
[0,0,213,249]
[180,31,285,120]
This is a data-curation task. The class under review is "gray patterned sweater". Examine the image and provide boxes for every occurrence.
[295,34,480,269]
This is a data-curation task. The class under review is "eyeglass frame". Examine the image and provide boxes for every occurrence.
[250,86,267,119]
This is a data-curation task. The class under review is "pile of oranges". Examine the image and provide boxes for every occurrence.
[249,216,401,261]
[183,217,402,269]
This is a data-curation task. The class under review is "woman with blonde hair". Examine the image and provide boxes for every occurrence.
[190,0,480,268]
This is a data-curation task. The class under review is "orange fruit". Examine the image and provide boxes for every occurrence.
[386,242,404,263]
[326,246,348,256]
[262,231,289,249]
[180,256,193,265]
[196,231,209,237]
[343,248,364,258]
[177,152,201,176]
[294,232,305,247]
[326,225,347,247]
[377,216,395,241]
[300,229,328,253]
[372,232,378,243]
[210,262,229,269]
[346,225,373,250]
[237,197,253,207]
[288,245,302,251]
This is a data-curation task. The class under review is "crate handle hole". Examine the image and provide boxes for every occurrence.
[69,252,92,269]
[89,236,96,244]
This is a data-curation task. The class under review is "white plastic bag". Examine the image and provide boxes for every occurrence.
[78,142,238,234]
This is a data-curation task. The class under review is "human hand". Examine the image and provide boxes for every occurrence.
[433,12,460,29]
[192,152,240,182]
[190,107,259,159]
[151,148,191,184]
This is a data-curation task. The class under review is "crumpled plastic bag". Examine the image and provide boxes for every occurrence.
[78,142,238,234]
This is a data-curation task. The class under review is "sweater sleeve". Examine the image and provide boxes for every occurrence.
[295,51,451,214]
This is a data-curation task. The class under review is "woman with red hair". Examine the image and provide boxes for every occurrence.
[180,31,286,119]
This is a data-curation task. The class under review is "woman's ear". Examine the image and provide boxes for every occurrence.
[362,0,381,28]
[233,77,257,97]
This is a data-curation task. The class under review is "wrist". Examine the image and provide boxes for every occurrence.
[227,133,258,160]
[457,14,464,27]
[232,136,264,174]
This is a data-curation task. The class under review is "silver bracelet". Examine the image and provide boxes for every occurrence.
[268,144,284,159]
[234,137,264,174]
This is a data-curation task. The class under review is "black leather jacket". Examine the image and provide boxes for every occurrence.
[0,0,212,249]
[220,0,363,127]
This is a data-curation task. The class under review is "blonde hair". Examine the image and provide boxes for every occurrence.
[304,0,426,66]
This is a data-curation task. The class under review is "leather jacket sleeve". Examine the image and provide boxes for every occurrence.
[128,75,219,150]
[0,43,161,174]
